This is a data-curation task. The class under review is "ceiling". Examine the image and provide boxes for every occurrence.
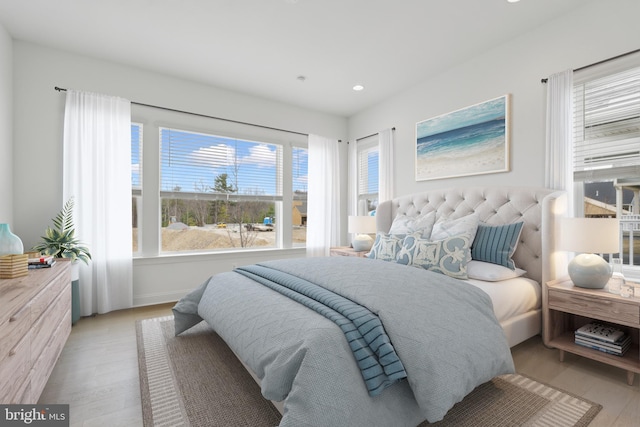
[0,0,588,117]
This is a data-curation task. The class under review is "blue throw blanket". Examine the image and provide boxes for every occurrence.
[234,264,407,396]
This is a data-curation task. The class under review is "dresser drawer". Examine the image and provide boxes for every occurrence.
[31,270,68,323]
[0,332,31,403]
[548,288,640,326]
[0,301,31,362]
[31,283,71,359]
[31,309,71,401]
[7,375,31,404]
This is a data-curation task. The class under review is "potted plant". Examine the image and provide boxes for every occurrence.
[32,197,91,264]
[32,197,90,325]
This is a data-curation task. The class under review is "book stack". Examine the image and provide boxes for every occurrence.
[574,322,631,356]
[28,255,56,269]
[0,254,29,278]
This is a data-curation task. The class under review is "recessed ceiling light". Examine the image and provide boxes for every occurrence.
[353,85,365,91]
[507,0,520,3]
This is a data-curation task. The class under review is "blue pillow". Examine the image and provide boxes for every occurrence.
[471,222,524,270]
[396,233,472,279]
[368,233,405,262]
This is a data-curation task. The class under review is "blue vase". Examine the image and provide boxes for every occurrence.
[0,223,24,256]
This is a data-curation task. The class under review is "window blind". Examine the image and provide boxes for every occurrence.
[160,127,282,198]
[574,66,640,181]
[292,146,308,193]
[357,137,379,196]
[131,123,143,194]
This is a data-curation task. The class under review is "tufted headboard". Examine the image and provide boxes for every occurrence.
[375,187,567,285]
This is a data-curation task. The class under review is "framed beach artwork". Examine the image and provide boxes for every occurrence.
[415,94,510,181]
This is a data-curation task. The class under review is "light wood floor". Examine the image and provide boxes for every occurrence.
[39,303,175,427]
[40,304,639,427]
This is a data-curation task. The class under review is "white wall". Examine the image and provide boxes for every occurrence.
[0,23,12,224]
[348,0,640,198]
[12,41,347,305]
[11,0,640,307]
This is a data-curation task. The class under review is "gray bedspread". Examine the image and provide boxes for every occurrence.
[234,264,407,396]
[173,256,514,426]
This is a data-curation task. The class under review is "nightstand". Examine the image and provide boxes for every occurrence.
[543,278,640,386]
[329,246,369,258]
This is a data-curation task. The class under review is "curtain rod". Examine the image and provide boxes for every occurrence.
[355,127,396,143]
[54,86,314,138]
[540,48,640,83]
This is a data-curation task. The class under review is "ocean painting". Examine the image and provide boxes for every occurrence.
[415,95,509,181]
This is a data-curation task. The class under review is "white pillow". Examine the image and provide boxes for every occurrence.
[431,214,479,242]
[466,260,526,282]
[388,211,436,238]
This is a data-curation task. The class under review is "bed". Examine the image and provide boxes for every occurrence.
[173,186,566,426]
[374,186,567,347]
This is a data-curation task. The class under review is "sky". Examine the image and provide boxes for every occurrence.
[131,125,309,196]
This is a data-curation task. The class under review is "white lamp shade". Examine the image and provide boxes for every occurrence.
[348,216,377,234]
[560,218,619,253]
[560,217,620,289]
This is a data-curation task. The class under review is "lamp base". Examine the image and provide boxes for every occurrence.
[568,253,612,289]
[352,234,373,252]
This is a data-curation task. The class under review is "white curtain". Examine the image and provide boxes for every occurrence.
[347,139,358,216]
[545,69,574,215]
[347,139,359,247]
[378,128,394,203]
[63,90,133,315]
[306,134,341,257]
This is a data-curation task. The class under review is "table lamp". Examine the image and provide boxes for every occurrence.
[348,215,377,252]
[560,217,620,289]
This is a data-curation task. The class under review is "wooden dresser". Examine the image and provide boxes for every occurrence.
[0,260,72,403]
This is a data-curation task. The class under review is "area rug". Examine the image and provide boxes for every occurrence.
[136,316,602,427]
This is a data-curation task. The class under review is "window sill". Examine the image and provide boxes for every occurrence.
[133,247,306,265]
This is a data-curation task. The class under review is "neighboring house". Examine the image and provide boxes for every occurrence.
[584,197,622,218]
[292,201,307,227]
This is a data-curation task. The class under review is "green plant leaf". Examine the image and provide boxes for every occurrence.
[30,197,91,264]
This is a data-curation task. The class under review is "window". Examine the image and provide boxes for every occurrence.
[357,135,379,215]
[131,106,308,255]
[131,123,142,254]
[573,62,640,270]
[292,146,308,246]
[160,127,282,252]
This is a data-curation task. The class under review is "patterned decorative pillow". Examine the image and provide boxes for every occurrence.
[368,233,405,262]
[388,211,436,238]
[471,222,524,270]
[395,233,472,279]
[431,214,479,242]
